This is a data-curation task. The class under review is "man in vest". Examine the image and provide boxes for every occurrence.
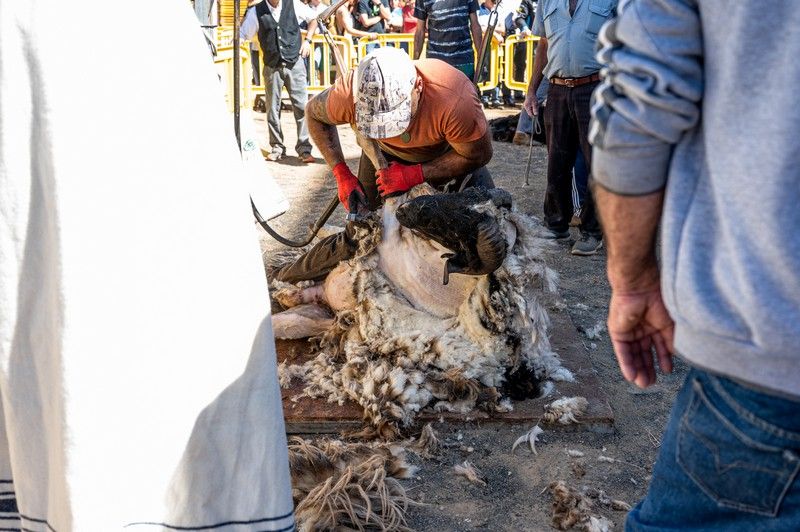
[241,0,318,163]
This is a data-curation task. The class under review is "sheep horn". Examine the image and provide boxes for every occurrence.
[441,253,460,285]
[474,219,507,275]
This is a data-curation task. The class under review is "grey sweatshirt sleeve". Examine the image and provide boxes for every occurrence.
[589,0,704,195]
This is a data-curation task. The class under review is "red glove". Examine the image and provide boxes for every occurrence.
[333,162,365,211]
[376,162,424,196]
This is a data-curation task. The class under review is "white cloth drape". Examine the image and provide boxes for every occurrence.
[0,1,293,530]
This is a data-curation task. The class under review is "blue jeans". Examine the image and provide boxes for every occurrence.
[517,107,533,134]
[627,368,800,531]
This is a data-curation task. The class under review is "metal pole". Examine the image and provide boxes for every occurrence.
[473,0,502,87]
[233,0,241,149]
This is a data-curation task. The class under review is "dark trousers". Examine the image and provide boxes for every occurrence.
[250,50,261,85]
[513,41,527,83]
[543,81,601,237]
[273,153,494,283]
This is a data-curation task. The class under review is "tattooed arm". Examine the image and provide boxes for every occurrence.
[306,89,345,167]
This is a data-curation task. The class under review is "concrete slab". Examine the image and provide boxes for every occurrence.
[277,298,613,434]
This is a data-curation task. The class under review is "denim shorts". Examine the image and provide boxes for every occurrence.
[627,368,800,531]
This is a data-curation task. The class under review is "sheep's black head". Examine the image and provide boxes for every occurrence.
[395,187,512,284]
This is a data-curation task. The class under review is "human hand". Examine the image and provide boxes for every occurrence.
[608,284,675,389]
[520,28,532,38]
[376,162,424,196]
[333,162,367,211]
[368,32,379,40]
[523,91,538,117]
[300,40,311,58]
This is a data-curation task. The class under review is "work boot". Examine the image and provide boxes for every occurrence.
[571,234,603,256]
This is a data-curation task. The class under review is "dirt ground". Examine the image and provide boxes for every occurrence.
[253,105,687,531]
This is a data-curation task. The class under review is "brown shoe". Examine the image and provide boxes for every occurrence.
[299,152,315,164]
[512,132,531,145]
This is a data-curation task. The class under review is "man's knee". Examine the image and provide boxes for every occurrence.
[271,227,358,283]
[468,167,494,189]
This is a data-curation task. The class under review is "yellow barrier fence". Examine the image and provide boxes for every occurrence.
[212,27,511,106]
[306,34,355,94]
[214,43,253,112]
[503,34,539,92]
[475,35,502,92]
[353,34,500,91]
[245,32,353,107]
[215,27,234,48]
[356,33,417,62]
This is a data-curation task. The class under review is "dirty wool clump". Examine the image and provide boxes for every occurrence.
[273,184,573,437]
[543,396,589,425]
[288,437,418,531]
[549,481,616,532]
[453,460,488,487]
[409,422,441,459]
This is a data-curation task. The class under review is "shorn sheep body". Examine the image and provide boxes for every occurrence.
[272,184,572,437]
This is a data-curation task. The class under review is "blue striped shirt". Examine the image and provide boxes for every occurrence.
[415,0,479,67]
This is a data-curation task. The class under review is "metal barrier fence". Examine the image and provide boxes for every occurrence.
[503,34,540,93]
[356,33,417,61]
[475,35,502,93]
[213,27,535,108]
[214,43,252,112]
[307,34,354,94]
[216,27,234,48]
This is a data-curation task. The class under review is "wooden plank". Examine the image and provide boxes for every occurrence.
[278,299,613,434]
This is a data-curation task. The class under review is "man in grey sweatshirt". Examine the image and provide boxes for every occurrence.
[590,0,800,529]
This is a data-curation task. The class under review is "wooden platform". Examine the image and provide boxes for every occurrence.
[278,300,613,434]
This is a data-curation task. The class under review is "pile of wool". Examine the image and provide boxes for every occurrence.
[276,185,573,437]
[288,437,417,531]
[543,396,589,425]
[549,481,622,532]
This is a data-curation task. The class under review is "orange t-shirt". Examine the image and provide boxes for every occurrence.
[325,58,487,163]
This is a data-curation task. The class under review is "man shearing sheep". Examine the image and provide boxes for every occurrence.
[273,46,495,282]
